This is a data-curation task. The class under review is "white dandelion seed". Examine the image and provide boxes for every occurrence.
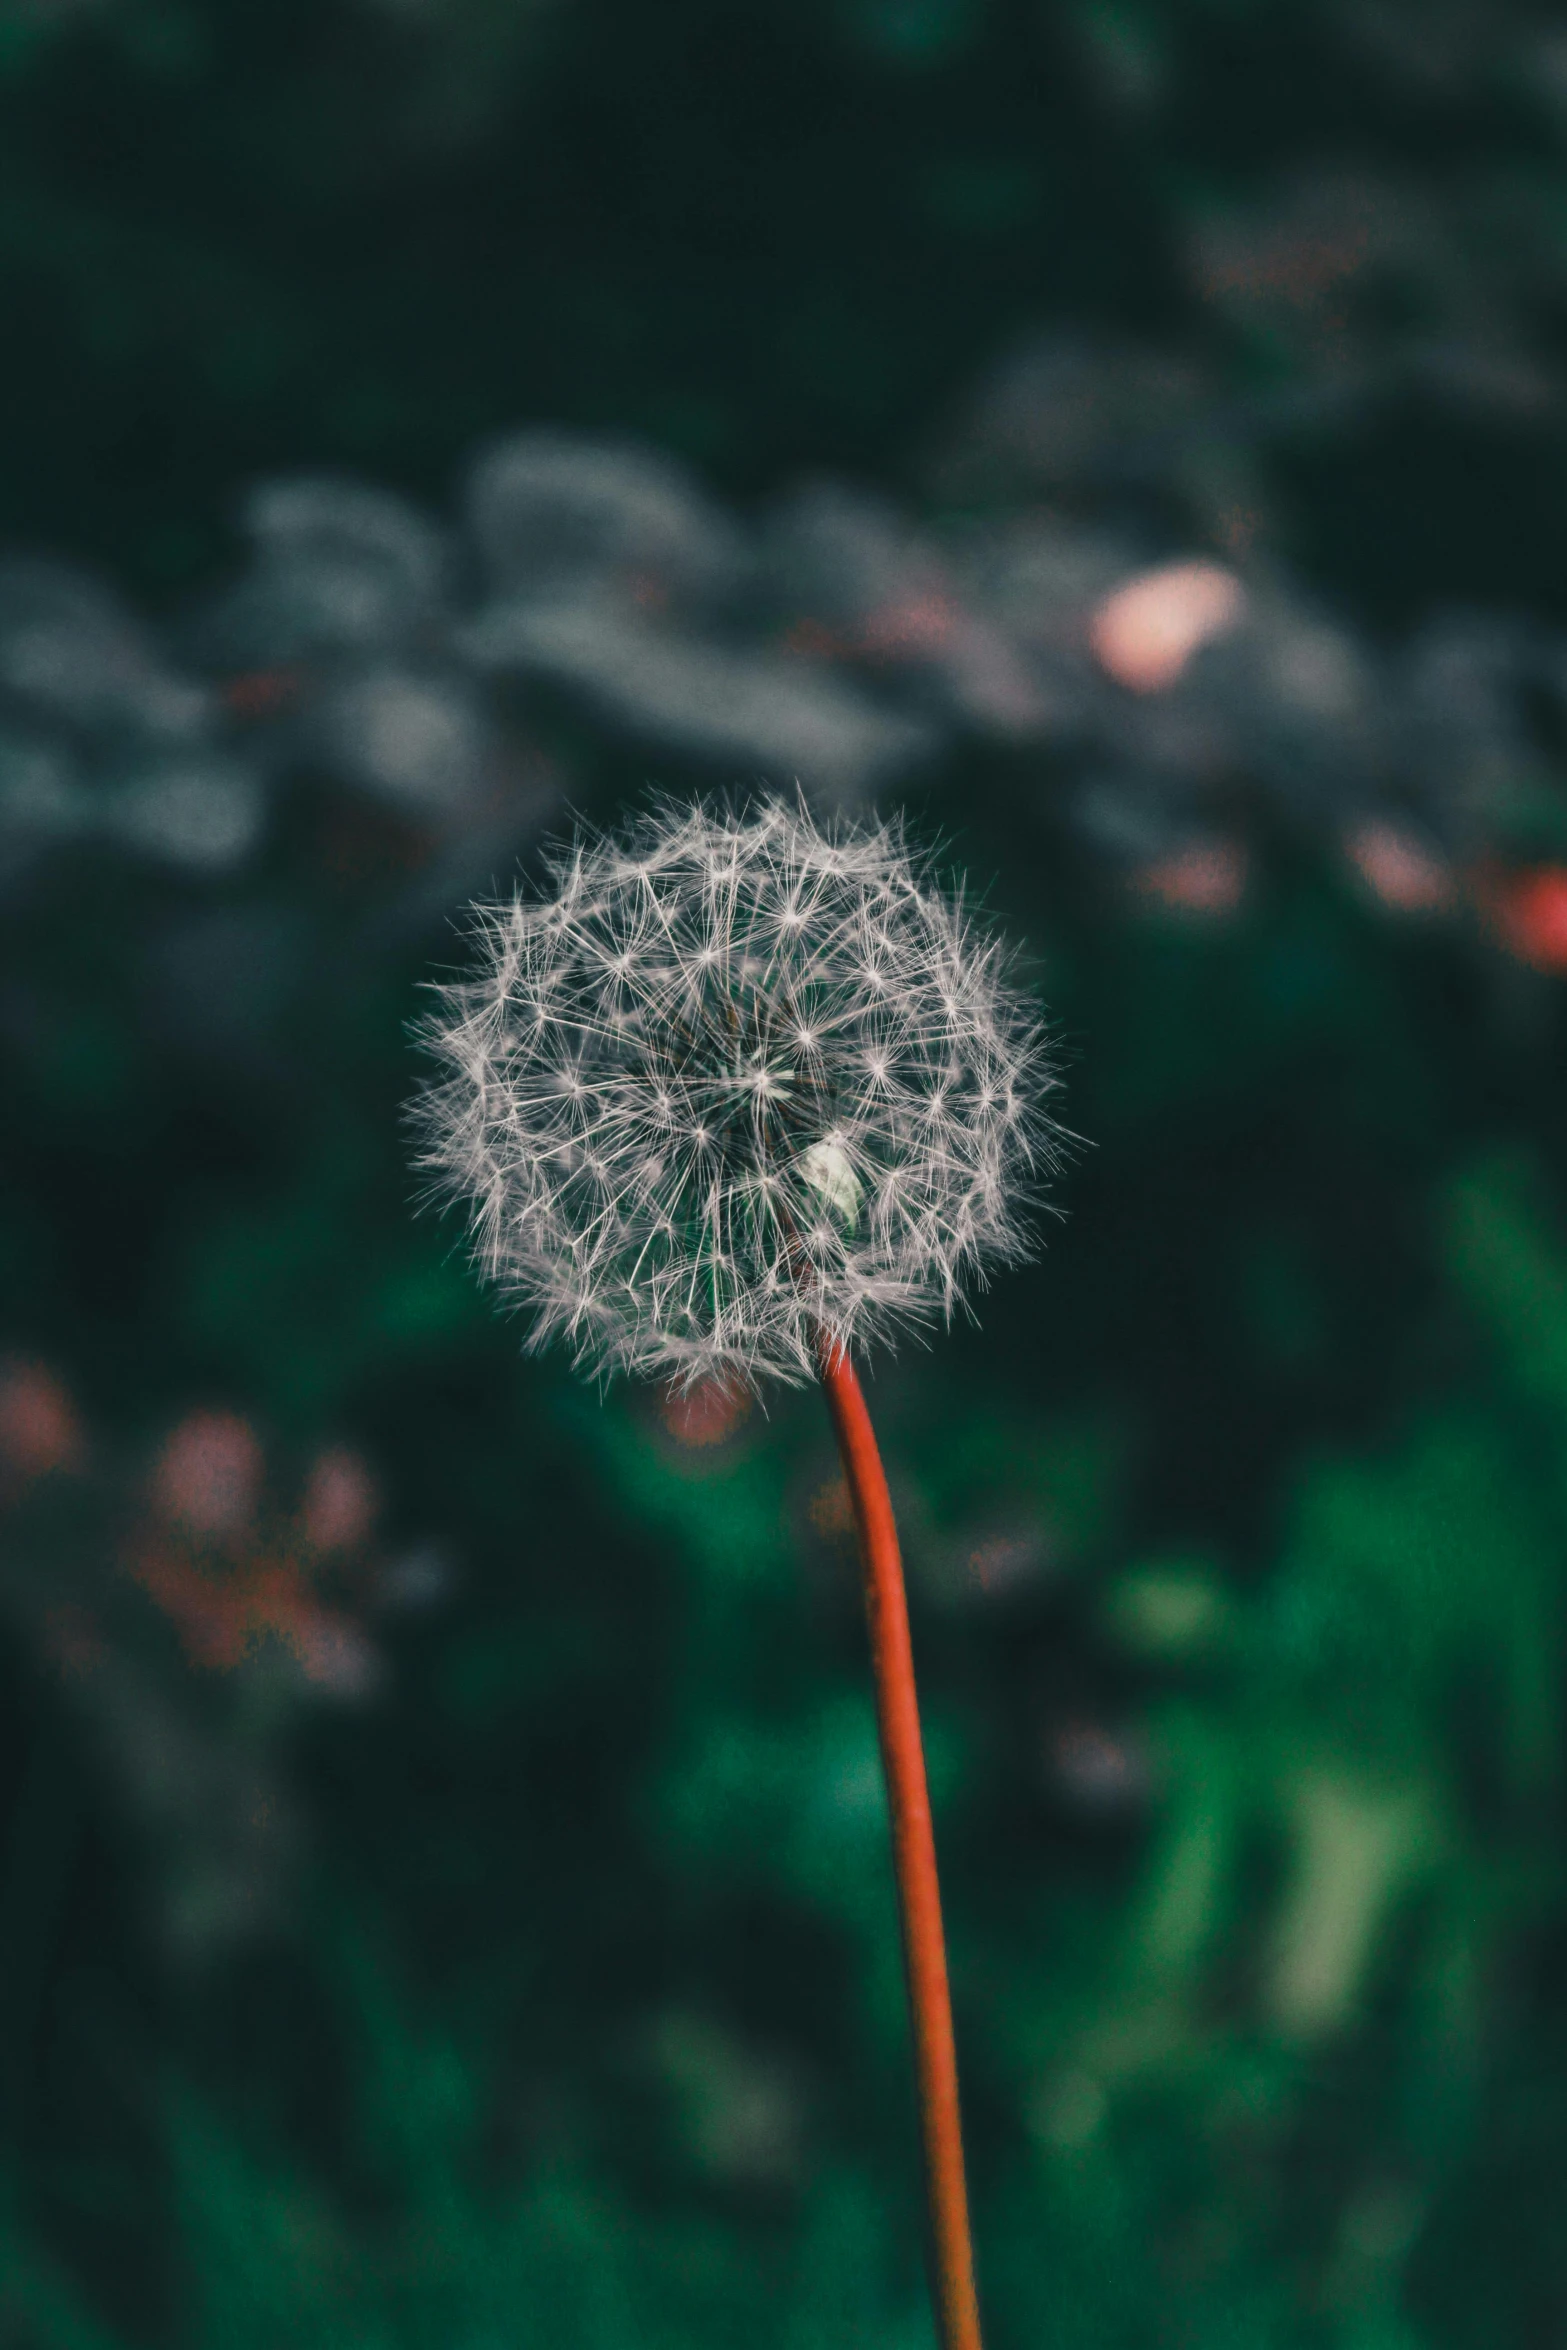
[410,793,1066,1388]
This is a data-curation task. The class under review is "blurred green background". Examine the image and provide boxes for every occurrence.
[6,2,1567,2344]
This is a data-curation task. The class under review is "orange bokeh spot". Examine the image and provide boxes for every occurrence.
[808,1476,856,1538]
[659,1376,752,1448]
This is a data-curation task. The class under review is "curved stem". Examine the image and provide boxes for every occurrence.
[814,1332,983,2350]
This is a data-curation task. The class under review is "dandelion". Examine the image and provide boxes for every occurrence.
[414,795,1058,1386]
[411,794,1069,2350]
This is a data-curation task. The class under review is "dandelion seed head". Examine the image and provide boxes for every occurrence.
[411,795,1066,1387]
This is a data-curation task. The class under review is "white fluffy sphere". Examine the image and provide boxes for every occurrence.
[412,796,1064,1386]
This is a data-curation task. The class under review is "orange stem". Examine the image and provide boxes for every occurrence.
[815,1332,984,2350]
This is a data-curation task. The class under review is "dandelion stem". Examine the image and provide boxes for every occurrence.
[815,1332,983,2350]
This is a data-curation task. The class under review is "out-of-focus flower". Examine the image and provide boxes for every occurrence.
[1132,836,1249,916]
[150,1410,264,1540]
[659,1376,753,1449]
[299,1445,380,1553]
[133,1416,385,1694]
[0,1356,86,1481]
[126,1540,380,1694]
[6,382,1567,932]
[1344,820,1456,914]
[0,1378,439,1963]
[414,796,1064,1387]
[1090,562,1248,694]
[1478,864,1567,973]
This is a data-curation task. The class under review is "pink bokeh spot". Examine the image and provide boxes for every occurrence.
[1345,821,1455,915]
[299,1446,379,1553]
[1133,838,1249,916]
[1090,560,1247,693]
[151,1410,264,1539]
[659,1376,752,1449]
[0,1358,85,1482]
